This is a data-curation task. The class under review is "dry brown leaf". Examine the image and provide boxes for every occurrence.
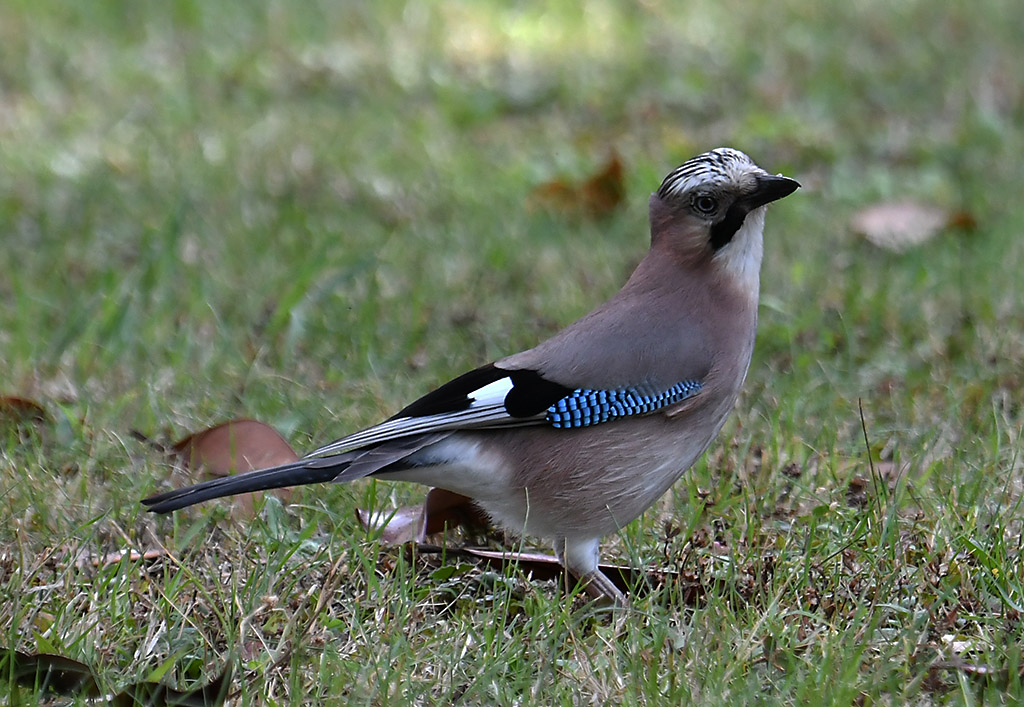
[530,152,625,219]
[172,419,299,517]
[358,492,712,597]
[851,200,949,251]
[846,476,869,508]
[948,209,979,232]
[0,395,50,427]
[74,548,167,569]
[580,152,625,217]
[930,658,1013,689]
[357,485,708,597]
[0,649,232,705]
[356,504,425,546]
[417,545,658,597]
[529,179,578,214]
[1,650,100,697]
[356,488,489,546]
[422,488,489,536]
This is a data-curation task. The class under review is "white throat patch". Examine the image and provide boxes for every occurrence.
[714,205,765,300]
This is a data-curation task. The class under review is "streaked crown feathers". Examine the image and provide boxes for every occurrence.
[657,148,761,200]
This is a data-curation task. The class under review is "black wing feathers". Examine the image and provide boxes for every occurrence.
[503,370,573,417]
[390,363,572,421]
[390,364,509,419]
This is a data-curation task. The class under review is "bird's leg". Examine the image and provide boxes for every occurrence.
[555,537,628,606]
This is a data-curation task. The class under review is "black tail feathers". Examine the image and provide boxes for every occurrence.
[143,431,454,514]
[142,457,348,513]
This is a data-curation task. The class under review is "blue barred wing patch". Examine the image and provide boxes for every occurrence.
[546,380,703,429]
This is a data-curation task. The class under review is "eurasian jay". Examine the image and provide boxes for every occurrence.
[144,148,799,602]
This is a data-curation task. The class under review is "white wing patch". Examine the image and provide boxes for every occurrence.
[468,377,514,405]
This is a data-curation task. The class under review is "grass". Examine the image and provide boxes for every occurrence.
[2,0,1024,703]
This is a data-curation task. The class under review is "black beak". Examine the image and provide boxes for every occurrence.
[746,174,801,210]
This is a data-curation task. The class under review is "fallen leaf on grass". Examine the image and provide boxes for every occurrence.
[358,492,731,599]
[110,666,232,707]
[0,649,233,705]
[530,152,625,219]
[356,503,425,546]
[415,545,684,599]
[173,419,299,473]
[74,548,167,569]
[846,476,869,508]
[358,492,660,595]
[171,419,300,517]
[0,650,99,698]
[356,488,489,546]
[0,395,49,422]
[420,488,490,535]
[0,396,51,441]
[947,209,978,232]
[928,658,1018,692]
[851,200,951,251]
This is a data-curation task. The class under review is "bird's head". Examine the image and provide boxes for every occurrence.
[649,148,799,287]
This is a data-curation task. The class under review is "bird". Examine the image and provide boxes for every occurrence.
[143,147,799,603]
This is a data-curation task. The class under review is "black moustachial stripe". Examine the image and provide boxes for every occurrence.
[709,202,748,251]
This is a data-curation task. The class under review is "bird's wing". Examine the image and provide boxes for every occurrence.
[497,270,717,393]
[305,362,704,459]
[306,364,561,457]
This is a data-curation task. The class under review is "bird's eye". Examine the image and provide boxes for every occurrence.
[692,195,718,215]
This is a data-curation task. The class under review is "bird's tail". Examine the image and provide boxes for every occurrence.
[142,456,353,513]
[142,431,453,514]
